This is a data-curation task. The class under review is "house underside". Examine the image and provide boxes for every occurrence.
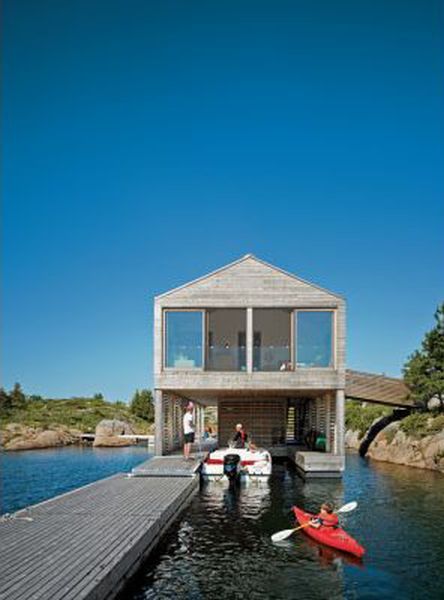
[156,388,345,476]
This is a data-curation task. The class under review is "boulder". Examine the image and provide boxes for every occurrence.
[345,429,362,450]
[93,419,136,447]
[1,424,79,451]
[365,421,444,473]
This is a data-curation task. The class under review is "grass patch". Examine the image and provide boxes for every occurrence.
[345,400,391,438]
[399,412,444,439]
[0,397,152,434]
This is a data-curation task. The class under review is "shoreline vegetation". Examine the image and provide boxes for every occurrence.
[0,386,154,451]
[345,302,444,473]
[345,401,444,474]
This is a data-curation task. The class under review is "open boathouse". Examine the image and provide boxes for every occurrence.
[154,254,348,477]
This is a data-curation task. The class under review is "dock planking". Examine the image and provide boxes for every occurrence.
[0,462,201,600]
[131,454,205,477]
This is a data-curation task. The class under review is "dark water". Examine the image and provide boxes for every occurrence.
[126,454,444,600]
[0,445,150,514]
[2,449,444,598]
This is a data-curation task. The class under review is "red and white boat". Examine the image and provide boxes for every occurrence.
[201,447,272,482]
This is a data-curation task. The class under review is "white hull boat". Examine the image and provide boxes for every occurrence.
[201,447,272,483]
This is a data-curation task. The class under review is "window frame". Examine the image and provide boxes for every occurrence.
[205,308,248,372]
[252,307,293,372]
[163,309,206,370]
[293,308,336,370]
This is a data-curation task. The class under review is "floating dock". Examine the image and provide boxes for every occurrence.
[0,454,205,600]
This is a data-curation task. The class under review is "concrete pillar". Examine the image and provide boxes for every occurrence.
[246,307,253,373]
[325,395,331,453]
[200,406,205,440]
[154,389,164,456]
[335,389,345,455]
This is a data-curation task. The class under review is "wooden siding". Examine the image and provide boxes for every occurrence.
[157,255,343,304]
[218,398,287,447]
[217,395,338,451]
[156,369,345,393]
[154,255,346,382]
[345,370,413,407]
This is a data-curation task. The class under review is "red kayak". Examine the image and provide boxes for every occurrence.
[293,507,365,558]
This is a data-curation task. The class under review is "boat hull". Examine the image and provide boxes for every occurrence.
[202,448,272,480]
[293,507,365,558]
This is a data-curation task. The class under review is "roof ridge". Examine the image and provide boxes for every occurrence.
[155,254,344,300]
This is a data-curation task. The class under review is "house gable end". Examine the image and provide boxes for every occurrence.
[156,255,343,307]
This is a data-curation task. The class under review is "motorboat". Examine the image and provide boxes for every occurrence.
[201,446,272,483]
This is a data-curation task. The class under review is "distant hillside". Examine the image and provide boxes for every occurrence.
[0,385,153,434]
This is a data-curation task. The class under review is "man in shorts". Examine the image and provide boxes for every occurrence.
[183,402,195,460]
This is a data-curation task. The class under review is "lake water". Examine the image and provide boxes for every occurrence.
[2,448,444,598]
[0,445,150,514]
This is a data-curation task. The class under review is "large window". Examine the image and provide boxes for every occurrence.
[165,311,203,368]
[296,311,333,368]
[207,309,246,371]
[253,309,292,371]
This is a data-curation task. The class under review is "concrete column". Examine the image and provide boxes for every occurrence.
[325,395,331,453]
[154,389,164,456]
[246,307,253,373]
[335,389,345,455]
[200,406,205,440]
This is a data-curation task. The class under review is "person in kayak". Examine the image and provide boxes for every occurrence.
[309,502,339,529]
[232,423,249,448]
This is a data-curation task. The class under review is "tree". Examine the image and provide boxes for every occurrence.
[9,383,27,409]
[0,388,12,413]
[403,302,444,410]
[130,389,154,422]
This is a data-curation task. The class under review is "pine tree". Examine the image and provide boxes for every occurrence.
[403,302,444,410]
[9,383,27,409]
[0,388,12,413]
[130,389,154,422]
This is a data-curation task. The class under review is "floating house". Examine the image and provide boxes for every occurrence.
[154,254,346,476]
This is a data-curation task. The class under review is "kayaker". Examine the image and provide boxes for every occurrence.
[309,502,339,529]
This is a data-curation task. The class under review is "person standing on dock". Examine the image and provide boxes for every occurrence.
[183,402,195,460]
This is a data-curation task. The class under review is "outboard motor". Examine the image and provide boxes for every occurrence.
[223,453,241,484]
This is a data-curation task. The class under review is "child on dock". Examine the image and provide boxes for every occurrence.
[309,502,339,529]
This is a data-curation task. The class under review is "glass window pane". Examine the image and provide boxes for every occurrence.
[296,311,333,367]
[207,309,246,371]
[253,309,292,371]
[165,311,203,368]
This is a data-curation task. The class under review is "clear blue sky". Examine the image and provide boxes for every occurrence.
[3,0,443,401]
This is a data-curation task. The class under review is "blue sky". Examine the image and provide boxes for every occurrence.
[3,0,443,401]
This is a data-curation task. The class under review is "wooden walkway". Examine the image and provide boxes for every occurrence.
[0,463,201,600]
[345,369,413,407]
[132,451,209,477]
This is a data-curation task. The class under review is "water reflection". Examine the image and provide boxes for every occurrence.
[128,464,346,600]
[127,455,444,600]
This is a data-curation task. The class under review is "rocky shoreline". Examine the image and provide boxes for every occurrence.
[346,422,444,474]
[1,419,139,451]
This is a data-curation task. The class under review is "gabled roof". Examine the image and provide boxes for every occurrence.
[156,254,344,300]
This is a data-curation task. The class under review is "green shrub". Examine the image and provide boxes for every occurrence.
[345,400,391,438]
[0,392,153,434]
[399,412,444,438]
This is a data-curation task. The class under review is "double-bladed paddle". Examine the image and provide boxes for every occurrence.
[271,501,358,543]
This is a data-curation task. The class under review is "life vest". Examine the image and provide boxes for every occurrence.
[316,512,339,527]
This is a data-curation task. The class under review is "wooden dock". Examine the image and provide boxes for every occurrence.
[0,455,203,600]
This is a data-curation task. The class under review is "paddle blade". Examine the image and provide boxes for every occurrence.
[271,528,296,542]
[337,501,358,514]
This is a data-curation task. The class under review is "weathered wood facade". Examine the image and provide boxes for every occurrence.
[154,255,346,475]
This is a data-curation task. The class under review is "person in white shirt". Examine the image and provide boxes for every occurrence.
[183,402,195,460]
